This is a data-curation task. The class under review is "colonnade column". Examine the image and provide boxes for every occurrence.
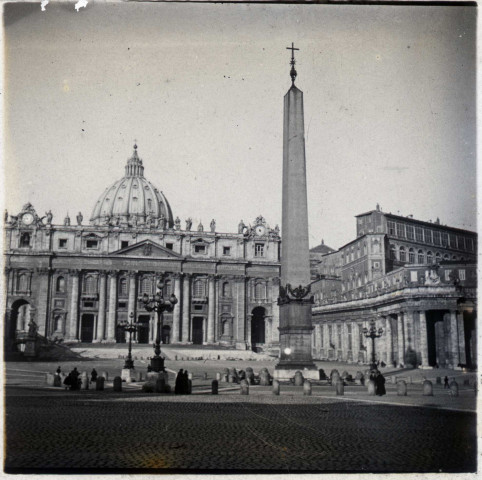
[171,274,182,343]
[456,310,466,365]
[397,313,405,366]
[385,317,393,366]
[95,272,107,342]
[181,273,191,343]
[418,310,429,367]
[271,278,280,345]
[365,320,373,364]
[106,271,117,343]
[352,322,359,363]
[448,310,459,368]
[68,270,80,341]
[207,275,215,344]
[127,272,137,321]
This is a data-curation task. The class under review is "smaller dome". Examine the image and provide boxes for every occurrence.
[90,145,174,227]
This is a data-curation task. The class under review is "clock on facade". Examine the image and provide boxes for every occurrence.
[22,213,34,225]
[255,225,266,236]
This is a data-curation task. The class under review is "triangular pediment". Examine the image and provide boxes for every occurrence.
[111,240,183,259]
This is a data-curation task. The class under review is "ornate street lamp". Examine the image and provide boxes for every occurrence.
[141,278,178,372]
[363,318,383,370]
[118,312,138,370]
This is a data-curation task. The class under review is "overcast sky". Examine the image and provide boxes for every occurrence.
[3,3,476,249]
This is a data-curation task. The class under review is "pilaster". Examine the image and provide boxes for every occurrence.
[171,273,182,343]
[106,271,118,343]
[95,272,107,342]
[181,273,191,342]
[397,313,405,366]
[68,270,80,341]
[418,310,429,367]
[207,275,215,343]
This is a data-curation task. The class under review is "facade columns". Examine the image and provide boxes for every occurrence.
[366,320,373,363]
[106,271,117,342]
[448,310,459,368]
[456,310,466,365]
[207,275,215,344]
[181,274,191,342]
[235,275,246,347]
[385,317,393,366]
[352,322,359,362]
[68,270,80,340]
[397,313,405,366]
[418,310,429,367]
[127,272,137,320]
[95,272,107,342]
[171,274,182,343]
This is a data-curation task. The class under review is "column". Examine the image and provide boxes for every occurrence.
[127,272,137,320]
[36,268,51,335]
[95,272,107,342]
[366,321,374,364]
[448,310,459,368]
[397,313,405,366]
[271,279,280,345]
[106,271,117,343]
[207,275,215,343]
[352,322,360,363]
[171,274,182,343]
[385,316,393,366]
[68,270,80,341]
[418,310,429,367]
[16,305,25,331]
[323,323,329,358]
[235,276,246,346]
[457,310,466,365]
[315,324,321,358]
[181,274,191,342]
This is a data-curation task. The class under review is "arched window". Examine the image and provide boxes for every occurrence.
[222,282,231,297]
[20,232,31,248]
[193,279,206,297]
[389,244,397,260]
[427,251,433,264]
[255,282,266,300]
[140,278,152,295]
[443,254,450,260]
[84,275,97,294]
[399,246,406,262]
[408,248,415,264]
[418,250,425,264]
[435,252,441,263]
[17,273,28,292]
[55,315,63,331]
[119,278,128,296]
[56,276,65,293]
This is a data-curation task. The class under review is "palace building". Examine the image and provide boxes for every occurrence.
[4,145,281,352]
[310,205,478,369]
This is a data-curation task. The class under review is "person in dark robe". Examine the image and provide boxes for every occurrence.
[63,373,72,390]
[70,368,80,390]
[375,371,386,396]
[175,369,184,394]
[444,376,450,389]
[91,368,98,384]
[56,366,62,376]
[182,370,189,394]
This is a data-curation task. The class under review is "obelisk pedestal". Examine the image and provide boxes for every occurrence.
[274,45,318,381]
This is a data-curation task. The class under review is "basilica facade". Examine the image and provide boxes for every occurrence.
[4,145,281,352]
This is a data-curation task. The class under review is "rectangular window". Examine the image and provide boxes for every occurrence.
[358,324,364,349]
[194,304,203,311]
[444,270,452,281]
[118,301,127,308]
[441,232,448,247]
[223,246,231,256]
[121,241,129,249]
[410,270,418,282]
[459,269,466,281]
[58,239,67,248]
[396,223,405,238]
[458,236,465,251]
[406,225,414,240]
[165,243,173,250]
[86,240,98,249]
[194,245,206,253]
[254,243,264,257]
[424,229,432,244]
[83,301,94,308]
[433,231,441,246]
[468,238,475,252]
[449,234,457,248]
[337,324,342,348]
[387,221,395,235]
[328,325,333,345]
[415,226,423,242]
[347,324,352,351]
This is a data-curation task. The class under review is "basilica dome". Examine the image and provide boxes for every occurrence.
[90,145,174,227]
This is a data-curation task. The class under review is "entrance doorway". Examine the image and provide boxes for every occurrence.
[426,310,447,367]
[137,315,150,344]
[192,317,204,345]
[80,314,95,343]
[251,307,266,351]
[463,310,477,369]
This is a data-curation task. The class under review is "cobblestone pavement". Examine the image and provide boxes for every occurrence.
[4,385,477,473]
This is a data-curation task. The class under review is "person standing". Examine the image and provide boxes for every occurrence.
[444,376,450,389]
[91,368,98,384]
[175,369,184,394]
[375,371,386,396]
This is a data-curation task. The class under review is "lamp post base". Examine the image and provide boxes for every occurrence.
[123,359,134,370]
[150,356,165,373]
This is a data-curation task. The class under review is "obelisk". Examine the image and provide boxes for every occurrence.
[275,43,318,380]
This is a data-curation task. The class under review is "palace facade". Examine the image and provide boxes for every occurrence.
[4,145,281,352]
[310,206,478,369]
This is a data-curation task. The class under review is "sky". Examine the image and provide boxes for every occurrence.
[3,2,477,249]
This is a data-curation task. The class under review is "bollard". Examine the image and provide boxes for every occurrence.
[259,371,270,386]
[303,380,312,396]
[336,379,344,396]
[367,379,376,396]
[81,375,89,390]
[113,376,122,392]
[222,373,229,383]
[101,371,109,381]
[423,380,433,396]
[397,380,407,396]
[449,381,459,397]
[96,376,105,391]
[391,375,397,385]
[294,371,304,386]
[272,379,280,395]
[46,373,55,386]
[331,372,340,387]
[228,374,234,383]
[211,380,218,394]
[436,376,442,385]
[203,372,208,380]
[240,379,249,395]
[216,372,221,381]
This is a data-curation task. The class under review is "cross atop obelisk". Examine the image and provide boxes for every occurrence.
[286,42,299,85]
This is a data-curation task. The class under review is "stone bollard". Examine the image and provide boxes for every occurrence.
[397,380,407,396]
[113,376,122,392]
[303,380,312,396]
[96,376,105,391]
[228,374,234,383]
[436,376,442,385]
[272,379,280,395]
[423,380,433,396]
[391,375,397,384]
[46,373,55,386]
[331,372,340,387]
[355,371,364,386]
[294,371,304,386]
[222,373,228,383]
[211,380,218,395]
[259,371,270,386]
[240,379,249,395]
[81,375,89,390]
[216,372,221,381]
[156,377,166,393]
[449,381,459,397]
[367,380,376,396]
[336,379,344,396]
[203,372,208,380]
[101,371,109,381]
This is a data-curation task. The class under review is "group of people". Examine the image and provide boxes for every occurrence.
[370,369,386,396]
[174,369,191,394]
[59,366,99,390]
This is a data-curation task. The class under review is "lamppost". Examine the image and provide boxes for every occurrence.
[363,318,383,370]
[118,312,138,370]
[141,278,178,372]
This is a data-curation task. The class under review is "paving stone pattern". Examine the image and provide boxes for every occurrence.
[5,388,476,473]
